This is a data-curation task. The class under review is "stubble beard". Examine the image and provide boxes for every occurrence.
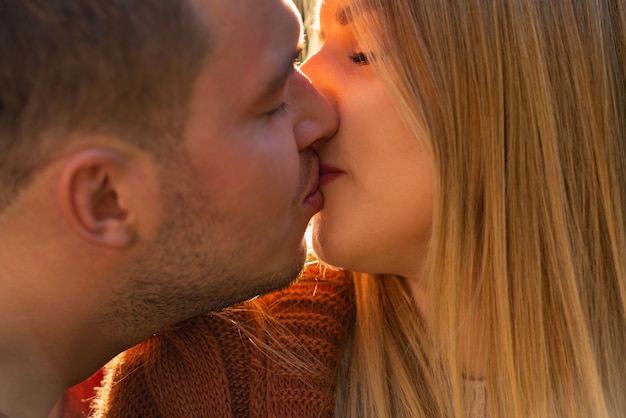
[104,166,306,340]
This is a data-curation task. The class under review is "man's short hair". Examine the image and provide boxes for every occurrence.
[0,0,209,210]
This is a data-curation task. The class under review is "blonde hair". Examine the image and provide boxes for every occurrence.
[337,0,626,417]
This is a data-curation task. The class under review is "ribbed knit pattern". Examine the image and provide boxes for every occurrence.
[91,264,355,418]
[80,262,489,418]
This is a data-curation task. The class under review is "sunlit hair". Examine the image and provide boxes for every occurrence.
[337,0,626,417]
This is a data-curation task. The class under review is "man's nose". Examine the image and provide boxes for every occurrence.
[290,67,338,151]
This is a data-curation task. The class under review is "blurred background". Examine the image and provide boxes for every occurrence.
[293,0,322,62]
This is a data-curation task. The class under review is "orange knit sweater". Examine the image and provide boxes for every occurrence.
[82,263,488,417]
[90,264,355,418]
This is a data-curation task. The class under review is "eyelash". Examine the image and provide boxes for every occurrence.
[349,51,370,66]
[267,102,288,118]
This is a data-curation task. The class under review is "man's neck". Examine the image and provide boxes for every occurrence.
[0,292,106,418]
[0,272,68,417]
[0,355,65,418]
[0,244,118,417]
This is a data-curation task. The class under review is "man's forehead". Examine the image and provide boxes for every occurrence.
[192,0,302,50]
[185,0,304,113]
[191,0,300,27]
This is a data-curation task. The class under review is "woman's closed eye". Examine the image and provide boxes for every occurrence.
[349,51,371,65]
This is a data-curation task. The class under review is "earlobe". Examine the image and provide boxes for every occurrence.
[59,149,136,249]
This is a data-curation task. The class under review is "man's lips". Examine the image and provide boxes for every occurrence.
[303,159,323,211]
[319,164,344,188]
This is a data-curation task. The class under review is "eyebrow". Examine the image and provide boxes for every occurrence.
[336,7,353,25]
[317,7,352,40]
[336,5,374,26]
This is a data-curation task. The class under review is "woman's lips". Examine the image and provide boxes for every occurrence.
[319,164,344,188]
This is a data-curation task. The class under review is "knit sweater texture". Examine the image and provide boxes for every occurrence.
[86,263,488,417]
[91,264,354,418]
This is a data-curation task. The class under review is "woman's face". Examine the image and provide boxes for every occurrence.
[302,0,436,279]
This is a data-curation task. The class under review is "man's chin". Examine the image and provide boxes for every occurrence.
[268,241,308,286]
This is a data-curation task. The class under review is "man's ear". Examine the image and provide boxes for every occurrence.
[57,148,156,249]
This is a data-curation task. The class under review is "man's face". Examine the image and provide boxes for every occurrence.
[121,0,338,324]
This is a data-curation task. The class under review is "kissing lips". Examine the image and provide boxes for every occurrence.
[303,160,323,212]
[319,164,344,188]
[304,187,323,212]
